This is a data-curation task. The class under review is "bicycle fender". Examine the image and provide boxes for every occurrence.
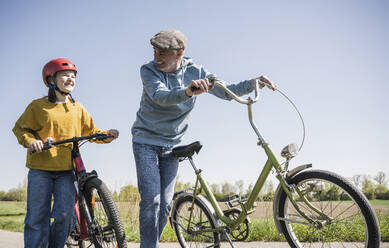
[272,164,312,234]
[173,192,220,228]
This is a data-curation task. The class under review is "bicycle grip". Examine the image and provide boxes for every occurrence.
[190,77,217,92]
[27,139,54,154]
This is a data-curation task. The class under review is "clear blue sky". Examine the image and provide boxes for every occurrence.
[1,0,388,192]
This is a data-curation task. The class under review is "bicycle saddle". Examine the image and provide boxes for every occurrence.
[172,141,202,158]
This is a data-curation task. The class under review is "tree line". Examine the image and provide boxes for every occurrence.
[1,171,388,202]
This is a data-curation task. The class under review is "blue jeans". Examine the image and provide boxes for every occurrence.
[24,169,75,248]
[133,142,179,248]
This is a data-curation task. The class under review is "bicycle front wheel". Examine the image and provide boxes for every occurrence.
[278,169,380,248]
[172,194,220,248]
[84,178,127,248]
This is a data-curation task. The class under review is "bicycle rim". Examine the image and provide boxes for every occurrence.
[172,195,220,248]
[85,178,127,248]
[279,170,379,248]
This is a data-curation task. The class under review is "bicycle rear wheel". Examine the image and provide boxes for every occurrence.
[171,194,220,248]
[84,178,127,248]
[278,169,380,248]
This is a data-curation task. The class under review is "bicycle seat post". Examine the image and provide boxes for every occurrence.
[188,156,201,174]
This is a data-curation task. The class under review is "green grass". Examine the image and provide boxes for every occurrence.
[1,201,388,242]
[0,201,26,216]
[0,201,26,232]
[370,200,389,206]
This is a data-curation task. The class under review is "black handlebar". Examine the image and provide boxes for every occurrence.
[28,133,112,154]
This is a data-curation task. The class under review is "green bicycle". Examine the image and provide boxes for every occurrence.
[169,80,380,248]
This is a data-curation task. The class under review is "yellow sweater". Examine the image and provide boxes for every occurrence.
[13,97,107,171]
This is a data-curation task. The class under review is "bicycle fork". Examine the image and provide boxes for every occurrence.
[72,143,102,244]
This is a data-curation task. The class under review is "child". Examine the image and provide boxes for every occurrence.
[12,58,119,248]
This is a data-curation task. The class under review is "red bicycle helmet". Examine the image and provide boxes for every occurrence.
[42,58,77,87]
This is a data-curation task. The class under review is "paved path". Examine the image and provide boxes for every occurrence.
[0,230,290,247]
[0,230,288,247]
[1,230,388,248]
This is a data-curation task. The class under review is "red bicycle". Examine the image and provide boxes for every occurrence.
[29,133,127,248]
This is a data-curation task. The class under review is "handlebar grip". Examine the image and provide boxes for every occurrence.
[189,77,217,92]
[27,140,53,154]
[190,86,200,91]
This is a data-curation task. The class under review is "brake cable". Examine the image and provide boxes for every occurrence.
[274,88,306,152]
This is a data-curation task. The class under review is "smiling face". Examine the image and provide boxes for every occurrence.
[55,70,76,93]
[153,47,183,73]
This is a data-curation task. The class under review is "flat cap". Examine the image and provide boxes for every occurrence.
[150,29,187,50]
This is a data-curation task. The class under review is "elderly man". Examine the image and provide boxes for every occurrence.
[131,29,276,247]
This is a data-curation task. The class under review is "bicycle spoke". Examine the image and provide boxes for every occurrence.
[333,202,357,220]
[333,211,362,223]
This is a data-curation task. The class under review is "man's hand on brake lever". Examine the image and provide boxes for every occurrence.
[251,75,277,91]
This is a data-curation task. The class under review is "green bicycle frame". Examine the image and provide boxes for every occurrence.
[184,81,331,233]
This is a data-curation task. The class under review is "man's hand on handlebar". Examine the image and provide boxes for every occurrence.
[251,75,277,91]
[186,78,212,97]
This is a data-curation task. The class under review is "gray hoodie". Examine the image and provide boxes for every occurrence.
[131,57,254,147]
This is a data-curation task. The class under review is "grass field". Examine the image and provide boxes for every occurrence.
[1,200,388,242]
[0,201,25,232]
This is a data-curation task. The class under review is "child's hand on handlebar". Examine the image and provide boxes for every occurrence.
[28,137,53,153]
[252,75,277,91]
[105,129,119,142]
[29,140,44,153]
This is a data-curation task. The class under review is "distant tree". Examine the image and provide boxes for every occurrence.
[119,185,140,202]
[235,180,244,195]
[362,176,376,200]
[375,184,389,200]
[263,191,274,201]
[175,180,192,192]
[352,175,363,189]
[112,191,119,201]
[0,190,6,200]
[221,182,235,195]
[210,183,220,194]
[244,183,253,199]
[6,188,25,201]
[374,171,387,186]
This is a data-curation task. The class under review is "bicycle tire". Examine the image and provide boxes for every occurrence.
[84,177,127,248]
[172,194,220,248]
[277,169,380,248]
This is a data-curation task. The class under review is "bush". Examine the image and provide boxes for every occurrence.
[375,185,389,200]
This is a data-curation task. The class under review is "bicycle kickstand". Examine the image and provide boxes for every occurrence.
[222,228,235,248]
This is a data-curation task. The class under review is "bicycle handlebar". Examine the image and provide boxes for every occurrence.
[190,77,260,105]
[214,79,260,105]
[28,133,113,154]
